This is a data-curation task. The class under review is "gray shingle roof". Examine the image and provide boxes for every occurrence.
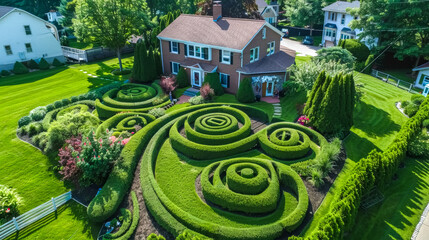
[322,1,360,14]
[238,46,296,75]
[0,6,14,19]
[256,0,268,9]
[158,14,267,50]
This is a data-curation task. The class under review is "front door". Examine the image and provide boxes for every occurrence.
[192,70,202,87]
[266,81,274,96]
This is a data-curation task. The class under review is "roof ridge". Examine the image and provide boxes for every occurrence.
[179,14,265,23]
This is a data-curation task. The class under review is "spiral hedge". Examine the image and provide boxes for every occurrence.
[95,112,155,137]
[95,83,170,119]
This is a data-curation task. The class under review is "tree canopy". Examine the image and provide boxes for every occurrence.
[73,0,151,71]
[0,0,61,18]
[197,0,259,19]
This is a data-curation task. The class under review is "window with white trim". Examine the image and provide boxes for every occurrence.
[262,28,266,39]
[326,29,336,38]
[4,45,12,55]
[219,73,229,88]
[221,50,231,64]
[25,43,32,53]
[187,44,209,60]
[171,62,180,74]
[267,41,275,56]
[340,34,351,40]
[171,41,179,53]
[250,47,259,63]
[341,14,345,24]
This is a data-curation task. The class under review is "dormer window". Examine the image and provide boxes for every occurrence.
[262,28,266,39]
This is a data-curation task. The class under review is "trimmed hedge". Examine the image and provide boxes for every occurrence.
[236,78,255,103]
[297,96,429,240]
[103,208,132,239]
[38,58,50,70]
[113,191,140,240]
[13,61,29,74]
[95,112,155,137]
[1,70,10,76]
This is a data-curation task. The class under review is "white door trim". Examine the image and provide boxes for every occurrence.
[192,69,202,87]
[266,81,274,96]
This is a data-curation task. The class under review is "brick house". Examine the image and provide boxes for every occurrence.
[157,2,295,97]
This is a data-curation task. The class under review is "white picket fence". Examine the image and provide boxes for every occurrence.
[371,69,419,94]
[0,191,72,240]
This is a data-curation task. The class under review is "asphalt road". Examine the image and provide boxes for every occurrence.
[281,38,321,57]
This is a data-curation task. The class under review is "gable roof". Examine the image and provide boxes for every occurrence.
[256,0,268,9]
[322,1,360,14]
[413,62,429,71]
[158,14,282,51]
[0,6,14,19]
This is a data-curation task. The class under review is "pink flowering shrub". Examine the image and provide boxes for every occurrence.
[58,130,130,187]
[200,83,215,100]
[297,115,311,128]
[160,75,177,94]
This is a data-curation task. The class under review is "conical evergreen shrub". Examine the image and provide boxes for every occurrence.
[147,46,157,81]
[38,58,50,70]
[52,58,64,67]
[236,78,255,103]
[13,61,29,74]
[176,67,189,88]
[27,59,39,69]
[131,42,142,82]
[203,72,224,96]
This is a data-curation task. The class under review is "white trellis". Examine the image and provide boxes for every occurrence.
[0,191,72,240]
[251,76,283,96]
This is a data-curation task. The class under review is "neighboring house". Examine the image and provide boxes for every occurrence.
[157,2,296,97]
[45,10,64,23]
[0,6,65,71]
[321,1,377,48]
[256,0,280,26]
[413,62,429,90]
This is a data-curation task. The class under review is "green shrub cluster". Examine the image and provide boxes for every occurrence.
[96,83,170,120]
[339,39,370,63]
[103,208,132,239]
[18,116,32,127]
[0,185,22,225]
[1,70,11,76]
[203,72,224,96]
[314,47,356,70]
[27,59,39,69]
[298,96,429,240]
[304,71,356,135]
[176,67,189,88]
[236,78,255,103]
[52,58,64,67]
[13,61,29,74]
[402,94,426,117]
[132,41,157,83]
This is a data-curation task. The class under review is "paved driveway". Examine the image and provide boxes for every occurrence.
[281,38,321,57]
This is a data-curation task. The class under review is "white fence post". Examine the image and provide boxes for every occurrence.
[409,84,413,92]
[12,217,19,231]
[51,197,57,211]
[396,80,400,87]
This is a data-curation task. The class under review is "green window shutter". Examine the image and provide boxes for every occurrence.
[230,52,233,65]
[178,43,180,54]
[184,44,188,56]
[227,75,230,88]
[169,41,171,52]
[219,50,222,62]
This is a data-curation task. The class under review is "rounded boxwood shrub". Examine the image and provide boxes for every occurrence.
[53,100,63,109]
[70,96,79,103]
[18,116,32,127]
[404,104,419,117]
[27,59,39,69]
[29,106,48,121]
[46,104,55,112]
[52,58,64,67]
[38,58,50,70]
[236,78,255,103]
[61,98,71,106]
[411,94,426,105]
[341,39,370,62]
[13,61,29,74]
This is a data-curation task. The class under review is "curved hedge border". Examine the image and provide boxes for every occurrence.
[95,112,156,137]
[42,100,96,130]
[103,208,131,239]
[96,83,170,120]
[114,191,139,240]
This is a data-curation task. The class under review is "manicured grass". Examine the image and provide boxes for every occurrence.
[280,90,307,122]
[348,157,429,240]
[381,68,416,84]
[5,201,100,240]
[295,55,312,65]
[69,55,134,81]
[0,56,132,239]
[213,94,275,118]
[301,72,413,236]
[68,39,101,50]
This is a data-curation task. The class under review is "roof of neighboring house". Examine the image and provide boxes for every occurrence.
[256,0,268,9]
[322,1,360,14]
[158,14,280,51]
[238,46,296,75]
[413,62,429,71]
[0,6,14,19]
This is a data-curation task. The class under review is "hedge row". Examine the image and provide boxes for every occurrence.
[87,103,269,222]
[297,97,429,239]
[42,101,95,130]
[103,208,131,239]
[95,112,155,137]
[114,191,140,240]
[201,158,280,213]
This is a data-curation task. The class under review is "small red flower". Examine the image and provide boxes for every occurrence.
[6,208,10,213]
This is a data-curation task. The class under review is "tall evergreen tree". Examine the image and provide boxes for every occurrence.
[317,75,341,134]
[132,42,142,82]
[139,42,149,83]
[154,50,163,76]
[147,46,157,81]
[306,75,329,126]
[304,71,326,114]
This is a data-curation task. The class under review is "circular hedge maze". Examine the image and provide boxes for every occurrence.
[114,104,329,240]
[95,83,170,120]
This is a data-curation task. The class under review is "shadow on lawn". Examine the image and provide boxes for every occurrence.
[353,101,401,138]
[69,201,100,239]
[0,67,68,87]
[345,131,381,162]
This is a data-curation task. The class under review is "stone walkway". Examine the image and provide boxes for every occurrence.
[413,203,429,240]
[273,103,282,118]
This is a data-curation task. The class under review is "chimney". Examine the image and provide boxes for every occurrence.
[213,1,222,22]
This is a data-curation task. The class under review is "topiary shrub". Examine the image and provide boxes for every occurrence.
[203,72,224,96]
[423,119,429,128]
[236,78,255,103]
[188,96,205,105]
[341,39,370,62]
[27,59,39,69]
[13,61,29,74]
[1,70,11,76]
[53,100,63,109]
[148,108,166,118]
[176,67,189,88]
[52,58,64,67]
[38,58,50,70]
[404,104,419,117]
[18,116,31,128]
[29,106,48,121]
[61,98,71,106]
[314,47,356,70]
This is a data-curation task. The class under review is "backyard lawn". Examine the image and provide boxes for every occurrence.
[0,56,133,239]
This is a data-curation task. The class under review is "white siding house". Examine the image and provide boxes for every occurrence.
[256,0,280,26]
[0,6,65,71]
[413,62,429,90]
[321,1,377,49]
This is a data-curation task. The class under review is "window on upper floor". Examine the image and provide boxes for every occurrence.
[267,41,275,56]
[250,47,259,63]
[171,62,180,75]
[262,28,266,39]
[24,25,32,35]
[25,43,32,53]
[219,73,230,88]
[170,41,179,54]
[4,45,12,55]
[341,14,345,24]
[330,12,337,21]
[187,44,209,60]
[221,50,232,64]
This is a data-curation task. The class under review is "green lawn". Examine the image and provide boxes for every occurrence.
[381,68,416,84]
[0,55,133,239]
[68,39,101,50]
[213,94,274,119]
[301,72,413,236]
[348,157,429,240]
[280,90,307,122]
